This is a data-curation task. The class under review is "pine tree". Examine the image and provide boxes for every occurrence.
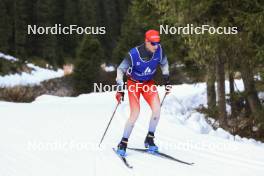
[14,0,29,60]
[0,0,11,53]
[35,0,58,65]
[112,0,160,63]
[50,0,66,66]
[78,0,96,27]
[153,0,264,124]
[63,0,80,57]
[73,35,105,93]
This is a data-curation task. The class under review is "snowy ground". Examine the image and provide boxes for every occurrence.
[0,80,264,176]
[0,52,64,88]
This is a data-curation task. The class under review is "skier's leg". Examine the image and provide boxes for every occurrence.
[117,80,141,156]
[142,81,161,133]
[122,79,141,139]
[142,81,160,151]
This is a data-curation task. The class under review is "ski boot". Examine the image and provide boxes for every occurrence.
[117,138,128,157]
[144,132,158,153]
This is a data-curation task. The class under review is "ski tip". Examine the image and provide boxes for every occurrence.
[112,148,133,169]
[127,164,133,169]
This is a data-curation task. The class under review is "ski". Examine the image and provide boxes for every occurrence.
[127,147,194,166]
[112,148,133,169]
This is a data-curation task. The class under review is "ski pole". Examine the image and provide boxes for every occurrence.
[98,102,120,147]
[160,92,168,107]
[147,92,168,122]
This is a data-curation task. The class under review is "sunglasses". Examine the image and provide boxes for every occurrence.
[150,42,160,46]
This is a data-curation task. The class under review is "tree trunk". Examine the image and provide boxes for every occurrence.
[206,63,216,111]
[216,56,227,124]
[229,68,237,118]
[240,61,263,121]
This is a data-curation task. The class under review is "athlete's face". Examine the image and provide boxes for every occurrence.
[145,41,159,53]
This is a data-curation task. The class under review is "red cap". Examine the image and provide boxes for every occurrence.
[145,29,160,42]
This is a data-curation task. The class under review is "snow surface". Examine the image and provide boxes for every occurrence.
[104,65,115,72]
[0,52,64,88]
[0,80,264,176]
[101,63,115,72]
[0,52,18,62]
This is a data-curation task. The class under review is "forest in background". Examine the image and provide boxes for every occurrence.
[0,0,130,65]
[0,0,263,140]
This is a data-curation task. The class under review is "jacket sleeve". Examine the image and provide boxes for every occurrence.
[160,49,169,77]
[116,54,132,86]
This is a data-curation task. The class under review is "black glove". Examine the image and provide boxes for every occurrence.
[163,75,172,94]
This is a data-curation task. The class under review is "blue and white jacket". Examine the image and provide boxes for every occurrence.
[116,43,169,85]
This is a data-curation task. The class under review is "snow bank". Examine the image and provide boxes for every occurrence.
[0,52,64,88]
[161,81,264,147]
[0,52,18,62]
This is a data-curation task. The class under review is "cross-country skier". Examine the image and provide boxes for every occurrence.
[115,29,172,156]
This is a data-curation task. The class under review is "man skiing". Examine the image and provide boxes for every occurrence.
[115,29,171,156]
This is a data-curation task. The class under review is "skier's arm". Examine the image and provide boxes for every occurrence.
[115,55,131,103]
[160,51,172,93]
[116,54,132,87]
[160,53,170,81]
